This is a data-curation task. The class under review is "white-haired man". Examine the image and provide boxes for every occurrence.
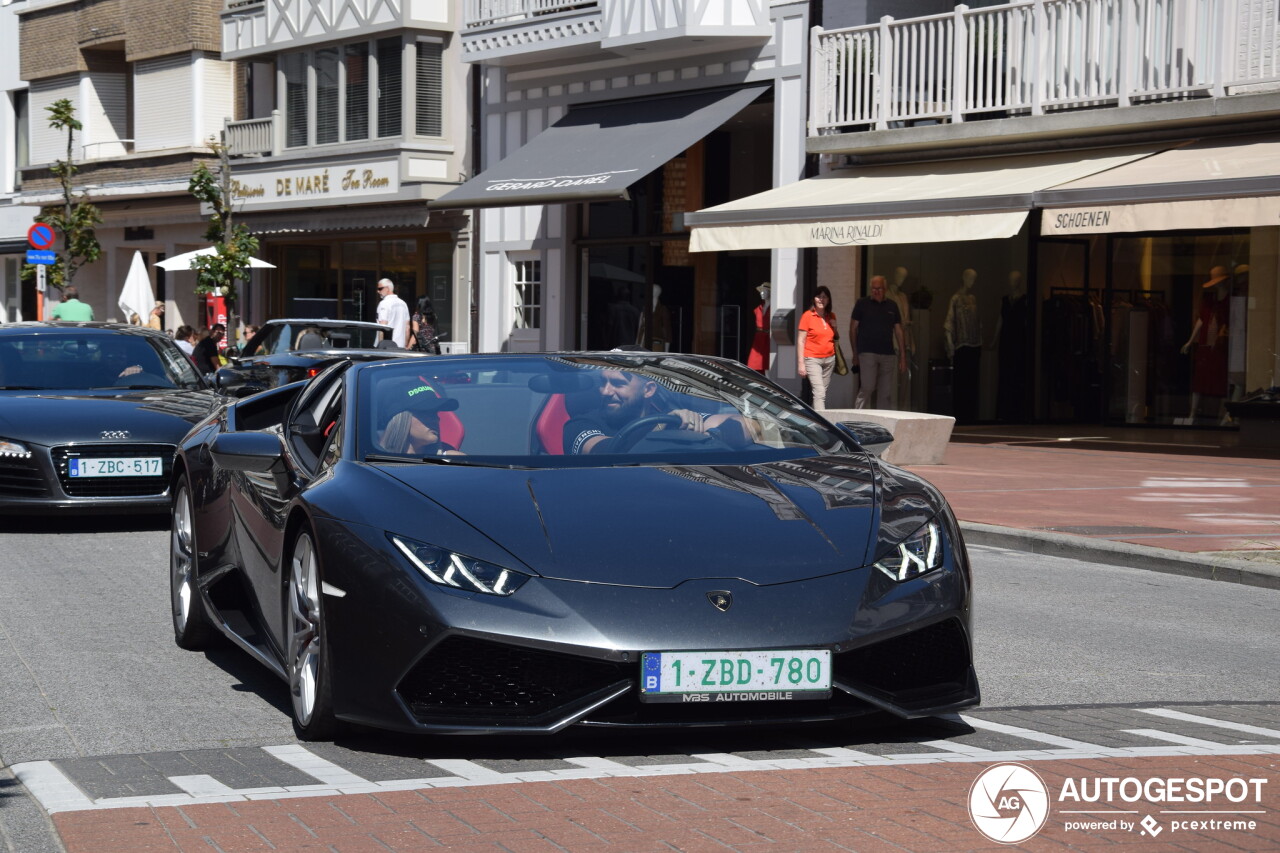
[375,278,410,348]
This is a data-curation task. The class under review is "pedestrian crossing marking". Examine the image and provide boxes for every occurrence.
[960,715,1102,750]
[11,705,1280,814]
[1124,729,1236,748]
[1139,707,1280,739]
[425,758,512,783]
[263,744,370,787]
[168,775,237,796]
[914,739,992,754]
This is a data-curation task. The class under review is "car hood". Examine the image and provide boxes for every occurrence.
[380,455,879,588]
[0,389,219,445]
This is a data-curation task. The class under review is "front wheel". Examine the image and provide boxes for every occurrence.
[286,529,340,741]
[171,476,215,650]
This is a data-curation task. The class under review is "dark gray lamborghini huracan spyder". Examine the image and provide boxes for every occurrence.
[170,352,977,739]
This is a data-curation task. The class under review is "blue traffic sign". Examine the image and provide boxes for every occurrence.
[26,250,56,265]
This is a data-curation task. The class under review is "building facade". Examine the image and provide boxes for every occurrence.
[219,0,472,349]
[1,0,39,322]
[10,0,242,331]
[442,0,810,375]
[686,0,1280,427]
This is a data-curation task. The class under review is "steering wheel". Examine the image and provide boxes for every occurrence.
[611,414,681,452]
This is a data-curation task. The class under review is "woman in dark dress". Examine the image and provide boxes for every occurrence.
[411,296,441,354]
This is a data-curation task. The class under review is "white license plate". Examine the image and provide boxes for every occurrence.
[640,649,832,703]
[68,457,162,478]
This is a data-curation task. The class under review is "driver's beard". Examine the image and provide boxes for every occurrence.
[603,394,646,430]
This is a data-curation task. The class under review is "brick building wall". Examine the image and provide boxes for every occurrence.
[21,0,224,81]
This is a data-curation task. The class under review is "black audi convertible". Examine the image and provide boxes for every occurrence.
[171,352,977,739]
[0,323,219,512]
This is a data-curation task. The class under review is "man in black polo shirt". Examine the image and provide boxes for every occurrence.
[849,275,906,409]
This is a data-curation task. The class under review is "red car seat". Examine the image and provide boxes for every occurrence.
[534,394,571,455]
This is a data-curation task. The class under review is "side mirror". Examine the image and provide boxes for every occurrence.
[836,421,894,457]
[213,367,240,391]
[210,432,283,472]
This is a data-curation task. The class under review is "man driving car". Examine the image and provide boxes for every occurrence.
[564,368,743,455]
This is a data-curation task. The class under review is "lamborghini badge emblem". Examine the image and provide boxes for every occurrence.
[706,591,733,612]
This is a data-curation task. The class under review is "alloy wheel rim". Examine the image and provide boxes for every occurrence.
[288,534,321,726]
[171,486,193,632]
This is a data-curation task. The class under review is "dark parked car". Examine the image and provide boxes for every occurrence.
[216,318,408,396]
[0,323,219,512]
[171,352,976,739]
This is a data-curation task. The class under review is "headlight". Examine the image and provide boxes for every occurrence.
[0,438,32,458]
[390,535,530,596]
[874,520,944,582]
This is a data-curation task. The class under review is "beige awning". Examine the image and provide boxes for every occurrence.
[686,146,1158,252]
[1039,134,1280,235]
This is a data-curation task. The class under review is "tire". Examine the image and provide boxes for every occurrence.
[171,476,215,650]
[286,529,340,741]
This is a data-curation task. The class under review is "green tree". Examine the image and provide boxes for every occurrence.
[24,99,102,292]
[187,138,260,343]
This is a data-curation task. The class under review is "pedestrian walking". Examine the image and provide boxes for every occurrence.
[375,279,410,348]
[850,275,907,409]
[797,286,837,410]
[411,296,442,354]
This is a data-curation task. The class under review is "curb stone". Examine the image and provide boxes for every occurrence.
[959,521,1280,590]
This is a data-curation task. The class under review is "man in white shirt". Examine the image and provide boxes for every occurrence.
[375,278,410,348]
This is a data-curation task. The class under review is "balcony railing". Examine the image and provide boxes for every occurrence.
[465,0,598,28]
[81,140,135,160]
[225,114,278,157]
[810,0,1280,134]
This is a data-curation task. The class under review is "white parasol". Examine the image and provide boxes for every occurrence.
[118,250,156,324]
[154,247,276,271]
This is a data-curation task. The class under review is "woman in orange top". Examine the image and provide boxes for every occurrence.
[796,286,838,409]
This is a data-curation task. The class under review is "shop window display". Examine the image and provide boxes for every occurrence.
[866,231,1030,422]
[1105,233,1253,427]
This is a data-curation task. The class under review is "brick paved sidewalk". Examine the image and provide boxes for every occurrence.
[909,444,1280,555]
[53,754,1279,852]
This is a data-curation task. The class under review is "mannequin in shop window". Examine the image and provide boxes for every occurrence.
[888,267,914,408]
[606,283,641,350]
[1227,264,1249,410]
[636,284,673,351]
[989,270,1029,422]
[747,282,771,371]
[1180,265,1231,423]
[944,268,982,423]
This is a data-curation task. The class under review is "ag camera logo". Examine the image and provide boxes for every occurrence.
[969,763,1051,844]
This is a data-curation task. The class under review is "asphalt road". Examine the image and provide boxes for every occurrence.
[0,517,1278,851]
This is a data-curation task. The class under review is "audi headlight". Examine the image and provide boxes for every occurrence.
[0,438,32,458]
[874,519,944,582]
[390,535,530,596]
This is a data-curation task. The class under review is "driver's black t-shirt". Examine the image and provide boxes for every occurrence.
[564,411,613,456]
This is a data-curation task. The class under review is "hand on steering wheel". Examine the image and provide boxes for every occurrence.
[611,414,681,452]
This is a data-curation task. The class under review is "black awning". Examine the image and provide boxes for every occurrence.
[429,85,768,210]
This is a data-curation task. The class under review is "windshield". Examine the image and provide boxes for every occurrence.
[0,332,203,391]
[356,354,848,467]
[247,323,387,355]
